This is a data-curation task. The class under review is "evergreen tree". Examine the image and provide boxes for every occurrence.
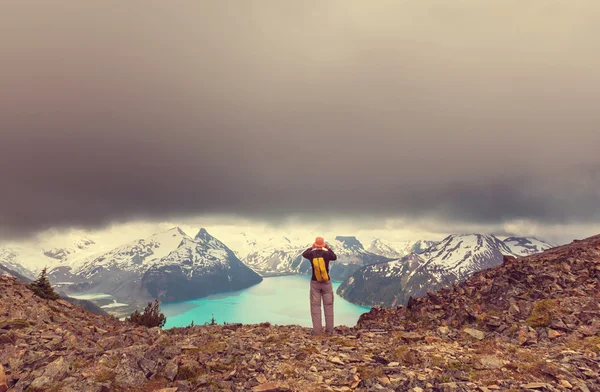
[127,299,166,328]
[27,267,60,300]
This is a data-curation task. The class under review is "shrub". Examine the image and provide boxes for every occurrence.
[527,299,559,328]
[27,267,60,300]
[127,299,166,328]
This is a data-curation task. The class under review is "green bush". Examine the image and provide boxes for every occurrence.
[127,299,166,328]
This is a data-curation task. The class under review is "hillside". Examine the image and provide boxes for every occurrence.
[1,234,599,391]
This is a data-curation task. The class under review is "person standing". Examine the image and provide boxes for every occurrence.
[302,237,337,335]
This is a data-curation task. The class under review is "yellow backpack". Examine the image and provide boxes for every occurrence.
[312,256,330,282]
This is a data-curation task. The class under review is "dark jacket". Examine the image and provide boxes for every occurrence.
[302,247,337,281]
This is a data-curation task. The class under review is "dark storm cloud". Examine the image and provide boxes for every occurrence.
[1,0,600,236]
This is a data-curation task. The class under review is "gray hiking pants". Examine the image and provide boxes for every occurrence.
[310,280,334,334]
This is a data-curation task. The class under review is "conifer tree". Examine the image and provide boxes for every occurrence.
[127,299,166,328]
[27,267,60,300]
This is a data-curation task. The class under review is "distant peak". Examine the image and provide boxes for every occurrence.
[194,228,212,241]
[335,236,364,249]
[160,227,187,235]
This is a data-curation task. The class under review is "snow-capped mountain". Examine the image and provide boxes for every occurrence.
[338,234,555,307]
[0,261,32,283]
[502,236,555,256]
[242,235,392,281]
[73,227,190,281]
[421,234,516,281]
[142,229,262,301]
[50,227,262,304]
[243,237,308,276]
[0,235,99,279]
[366,238,438,259]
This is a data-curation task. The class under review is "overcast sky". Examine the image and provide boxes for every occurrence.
[1,1,599,243]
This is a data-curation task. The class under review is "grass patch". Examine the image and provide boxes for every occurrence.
[26,383,64,392]
[472,339,503,355]
[0,319,31,329]
[330,337,358,348]
[446,361,470,371]
[565,335,600,353]
[72,358,90,370]
[391,346,409,361]
[264,335,289,346]
[101,355,120,368]
[278,363,298,378]
[95,369,116,383]
[155,334,171,346]
[527,299,560,328]
[188,340,227,354]
[127,378,169,392]
[356,365,384,380]
[468,369,504,383]
[428,355,446,368]
[506,325,519,335]
[177,363,205,380]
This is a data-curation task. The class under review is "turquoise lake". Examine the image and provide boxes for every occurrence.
[161,275,370,329]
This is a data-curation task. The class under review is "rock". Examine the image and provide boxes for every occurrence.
[463,328,486,340]
[0,320,29,330]
[575,383,591,392]
[0,334,12,345]
[44,356,69,381]
[547,329,562,339]
[438,326,450,335]
[154,389,178,392]
[520,383,551,389]
[439,382,459,391]
[478,356,506,370]
[115,366,147,387]
[377,376,391,385]
[425,336,441,344]
[256,373,268,384]
[252,382,289,391]
[29,376,52,390]
[559,380,573,389]
[387,362,400,367]
[328,357,345,366]
[398,349,421,365]
[139,358,157,374]
[163,361,178,381]
[399,332,423,342]
[0,364,7,392]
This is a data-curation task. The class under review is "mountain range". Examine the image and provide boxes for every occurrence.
[337,234,554,307]
[1,227,263,316]
[0,227,555,314]
[243,235,392,281]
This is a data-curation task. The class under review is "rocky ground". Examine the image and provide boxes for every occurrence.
[1,235,599,392]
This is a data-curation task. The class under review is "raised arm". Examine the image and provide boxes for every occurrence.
[302,247,313,259]
[326,246,337,261]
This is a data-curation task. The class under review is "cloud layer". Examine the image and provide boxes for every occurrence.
[1,1,600,237]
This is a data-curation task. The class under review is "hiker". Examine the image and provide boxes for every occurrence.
[302,237,337,335]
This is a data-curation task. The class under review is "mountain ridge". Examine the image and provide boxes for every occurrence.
[44,227,262,313]
[338,234,555,307]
